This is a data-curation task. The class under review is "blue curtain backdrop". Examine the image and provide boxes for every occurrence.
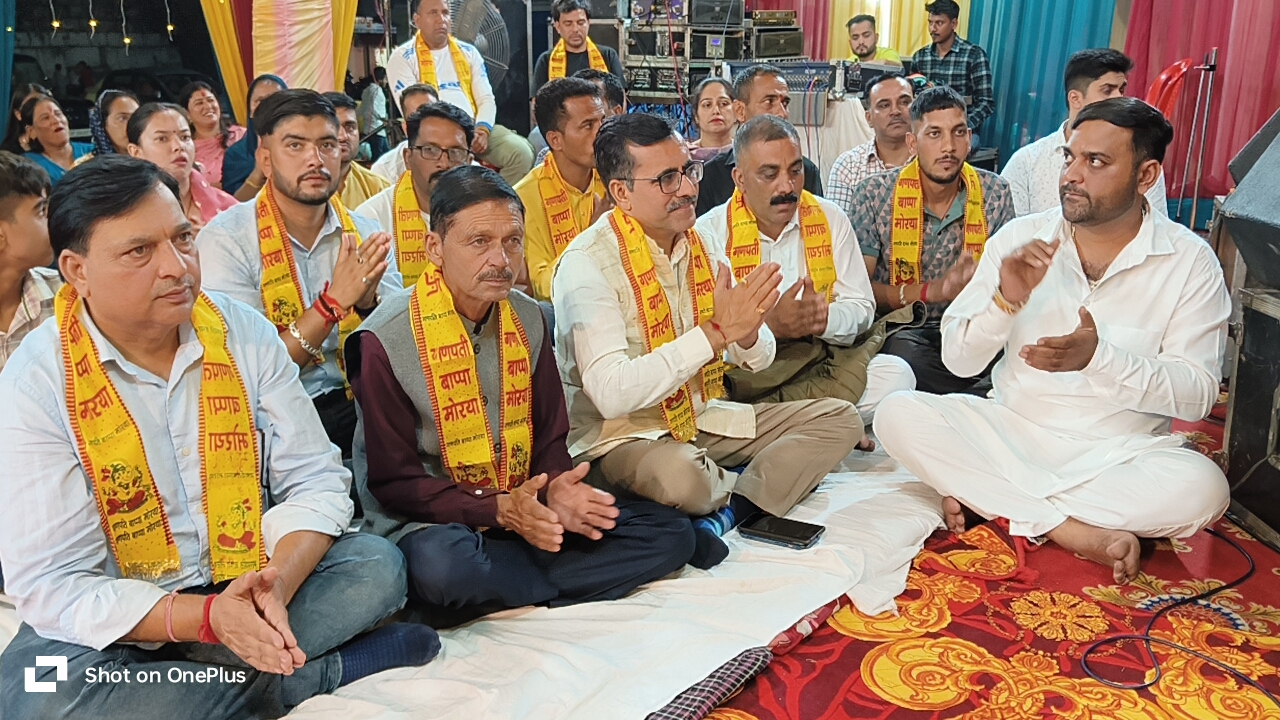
[968,0,1118,170]
[0,0,14,140]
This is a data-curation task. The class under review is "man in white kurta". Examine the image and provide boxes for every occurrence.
[876,97,1229,584]
[553,113,860,535]
[1001,48,1168,218]
[695,115,915,423]
[386,0,534,184]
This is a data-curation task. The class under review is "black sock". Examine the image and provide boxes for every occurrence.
[728,493,761,523]
[337,623,441,687]
[689,526,730,569]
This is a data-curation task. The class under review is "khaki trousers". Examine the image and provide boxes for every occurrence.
[597,398,860,517]
[480,124,535,185]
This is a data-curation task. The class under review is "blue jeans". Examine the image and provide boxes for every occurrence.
[0,532,407,720]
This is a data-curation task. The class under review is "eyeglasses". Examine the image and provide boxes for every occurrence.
[410,144,473,164]
[630,161,704,195]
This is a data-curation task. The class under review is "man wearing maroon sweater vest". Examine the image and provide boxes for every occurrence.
[347,166,694,624]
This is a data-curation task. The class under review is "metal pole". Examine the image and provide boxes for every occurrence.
[1190,47,1219,231]
[1177,59,1209,223]
[527,0,534,97]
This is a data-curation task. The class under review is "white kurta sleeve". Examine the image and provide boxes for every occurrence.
[941,230,1019,378]
[820,208,876,346]
[553,249,719,420]
[1080,245,1228,421]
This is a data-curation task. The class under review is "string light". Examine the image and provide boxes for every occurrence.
[49,0,60,35]
[164,0,175,39]
[88,0,97,37]
[120,0,130,53]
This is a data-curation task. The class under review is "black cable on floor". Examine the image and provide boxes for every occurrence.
[1080,526,1280,708]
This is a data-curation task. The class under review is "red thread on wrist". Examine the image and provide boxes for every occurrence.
[198,593,221,645]
[920,282,930,304]
[312,297,341,325]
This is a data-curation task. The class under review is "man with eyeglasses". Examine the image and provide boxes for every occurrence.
[356,102,475,289]
[553,113,861,568]
[695,64,825,217]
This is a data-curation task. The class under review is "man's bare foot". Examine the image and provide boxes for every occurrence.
[856,436,876,452]
[1046,518,1141,584]
[941,496,966,533]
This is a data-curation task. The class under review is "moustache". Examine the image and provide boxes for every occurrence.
[298,169,332,183]
[666,196,696,213]
[157,276,197,296]
[770,193,799,206]
[479,269,514,282]
[1060,183,1090,199]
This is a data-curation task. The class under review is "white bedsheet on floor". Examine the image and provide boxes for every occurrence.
[0,447,941,717]
[286,445,943,720]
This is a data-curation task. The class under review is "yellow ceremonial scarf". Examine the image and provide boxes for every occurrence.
[724,189,836,302]
[416,33,475,115]
[548,38,608,80]
[889,160,988,285]
[392,172,433,288]
[256,183,364,386]
[538,152,598,259]
[609,207,723,443]
[58,287,264,582]
[409,268,533,491]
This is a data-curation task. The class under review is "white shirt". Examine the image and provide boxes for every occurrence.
[360,82,389,138]
[553,214,776,460]
[386,36,497,129]
[354,184,429,259]
[943,207,1229,440]
[0,292,354,650]
[197,199,403,398]
[1001,122,1169,217]
[371,140,408,184]
[695,195,876,347]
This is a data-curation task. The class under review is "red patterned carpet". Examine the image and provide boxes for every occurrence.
[710,394,1280,719]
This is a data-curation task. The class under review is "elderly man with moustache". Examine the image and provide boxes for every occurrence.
[348,165,693,623]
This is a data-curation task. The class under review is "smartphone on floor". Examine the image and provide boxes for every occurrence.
[738,514,825,550]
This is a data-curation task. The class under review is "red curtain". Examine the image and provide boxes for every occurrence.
[749,0,831,59]
[229,0,256,89]
[1126,0,1280,197]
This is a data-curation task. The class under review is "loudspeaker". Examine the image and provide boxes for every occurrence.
[751,28,804,59]
[689,0,743,26]
[588,19,622,51]
[1229,107,1280,185]
[1222,125,1280,289]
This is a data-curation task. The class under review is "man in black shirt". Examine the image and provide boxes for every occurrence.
[532,0,625,97]
[695,64,824,216]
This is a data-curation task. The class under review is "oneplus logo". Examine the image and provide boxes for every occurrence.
[24,656,67,693]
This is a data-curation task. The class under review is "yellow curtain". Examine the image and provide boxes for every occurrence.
[199,0,250,124]
[828,0,891,62]
[332,0,359,89]
[889,0,971,60]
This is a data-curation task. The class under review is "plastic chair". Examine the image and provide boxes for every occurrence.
[1146,58,1194,120]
